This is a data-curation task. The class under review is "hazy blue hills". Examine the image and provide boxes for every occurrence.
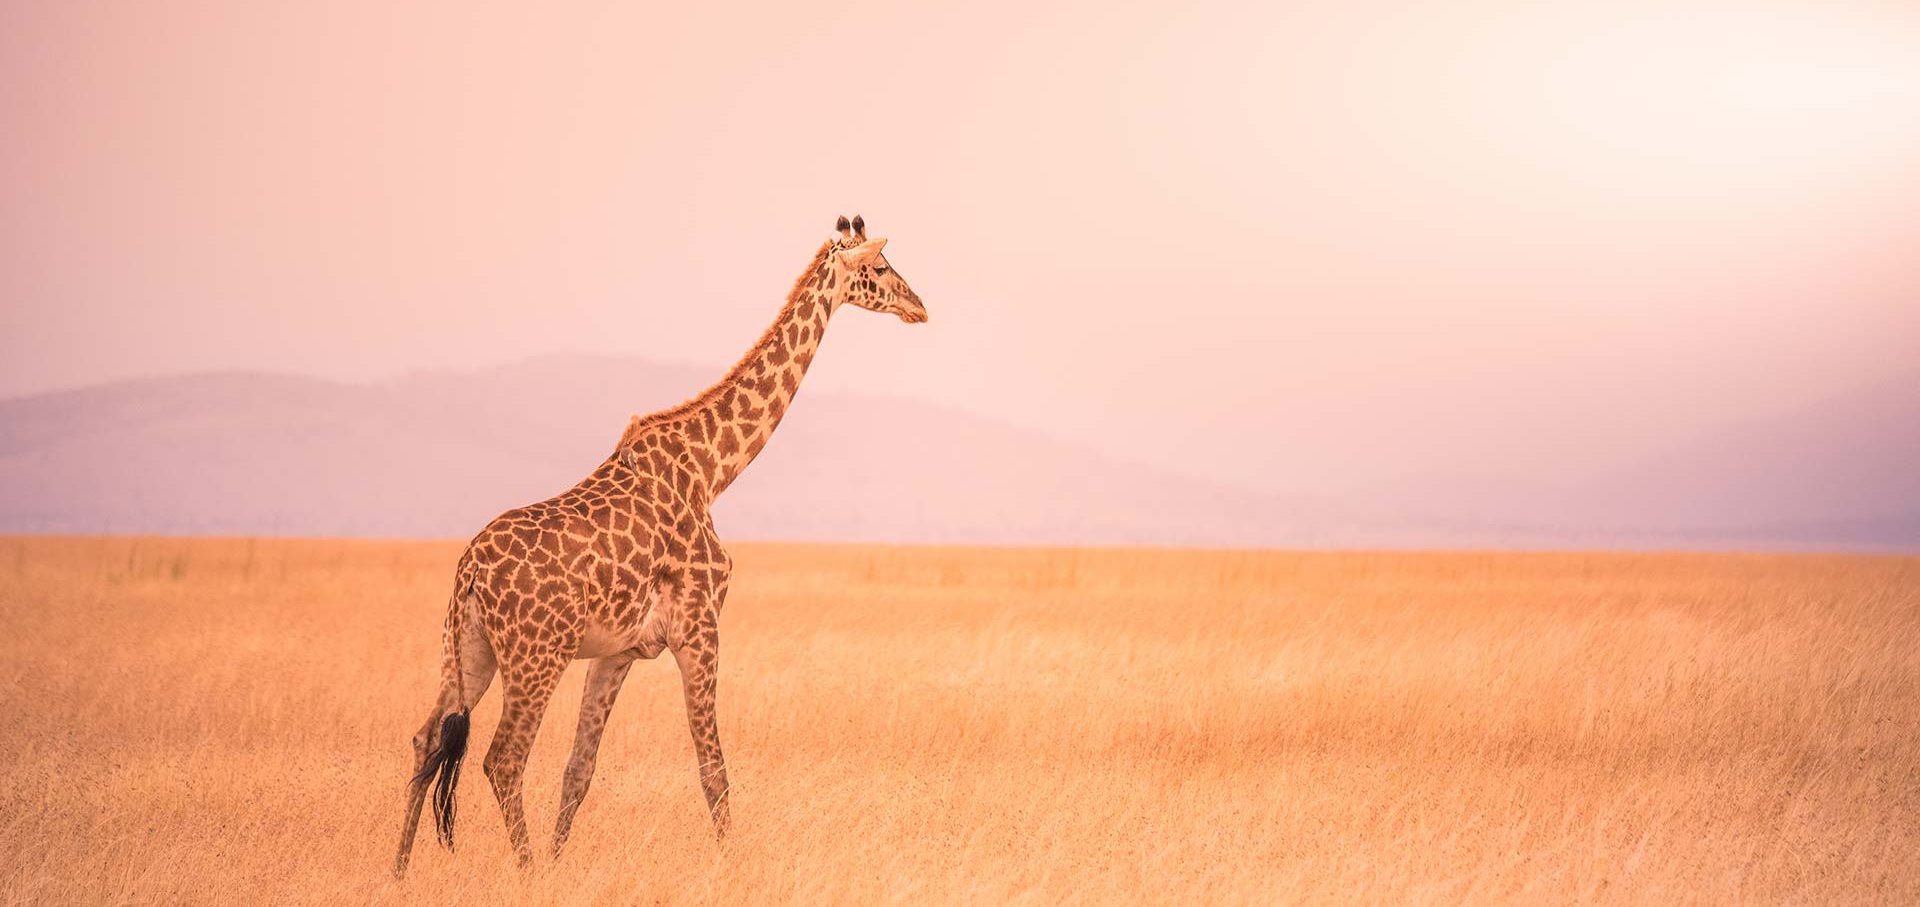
[2,357,1912,550]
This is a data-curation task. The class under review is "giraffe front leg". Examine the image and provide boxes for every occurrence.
[672,627,731,840]
[552,654,636,858]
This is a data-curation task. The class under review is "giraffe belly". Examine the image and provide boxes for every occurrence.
[573,591,669,660]
[574,622,634,660]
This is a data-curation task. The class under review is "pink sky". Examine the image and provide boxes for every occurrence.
[3,0,1918,506]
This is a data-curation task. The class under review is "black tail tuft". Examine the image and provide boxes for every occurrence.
[413,710,471,850]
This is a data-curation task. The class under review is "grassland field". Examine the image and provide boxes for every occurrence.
[0,536,1915,904]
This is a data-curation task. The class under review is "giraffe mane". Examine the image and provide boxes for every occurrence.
[615,240,834,451]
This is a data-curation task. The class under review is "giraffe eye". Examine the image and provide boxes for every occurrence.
[873,265,889,276]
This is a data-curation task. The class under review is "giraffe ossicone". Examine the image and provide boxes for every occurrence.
[393,215,927,876]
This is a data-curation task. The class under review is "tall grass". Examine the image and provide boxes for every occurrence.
[0,537,1914,904]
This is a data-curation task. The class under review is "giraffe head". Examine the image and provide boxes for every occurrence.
[827,214,927,324]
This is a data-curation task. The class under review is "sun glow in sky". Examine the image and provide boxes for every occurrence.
[2,0,1916,520]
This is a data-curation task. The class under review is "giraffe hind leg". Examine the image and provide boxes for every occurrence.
[484,640,570,867]
[552,653,637,858]
[395,693,452,878]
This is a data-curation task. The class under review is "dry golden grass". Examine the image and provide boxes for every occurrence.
[0,536,1915,904]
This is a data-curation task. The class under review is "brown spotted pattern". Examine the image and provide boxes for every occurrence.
[394,218,927,874]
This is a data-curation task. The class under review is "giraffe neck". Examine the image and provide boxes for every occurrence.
[623,243,837,500]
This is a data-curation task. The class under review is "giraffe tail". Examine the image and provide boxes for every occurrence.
[414,710,471,850]
[416,575,475,850]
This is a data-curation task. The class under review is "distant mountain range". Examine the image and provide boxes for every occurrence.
[0,356,1355,546]
[1366,368,1920,551]
[1,356,1914,550]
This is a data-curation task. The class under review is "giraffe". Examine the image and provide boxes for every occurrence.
[393,214,927,875]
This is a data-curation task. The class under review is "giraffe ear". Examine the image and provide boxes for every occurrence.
[836,238,886,267]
